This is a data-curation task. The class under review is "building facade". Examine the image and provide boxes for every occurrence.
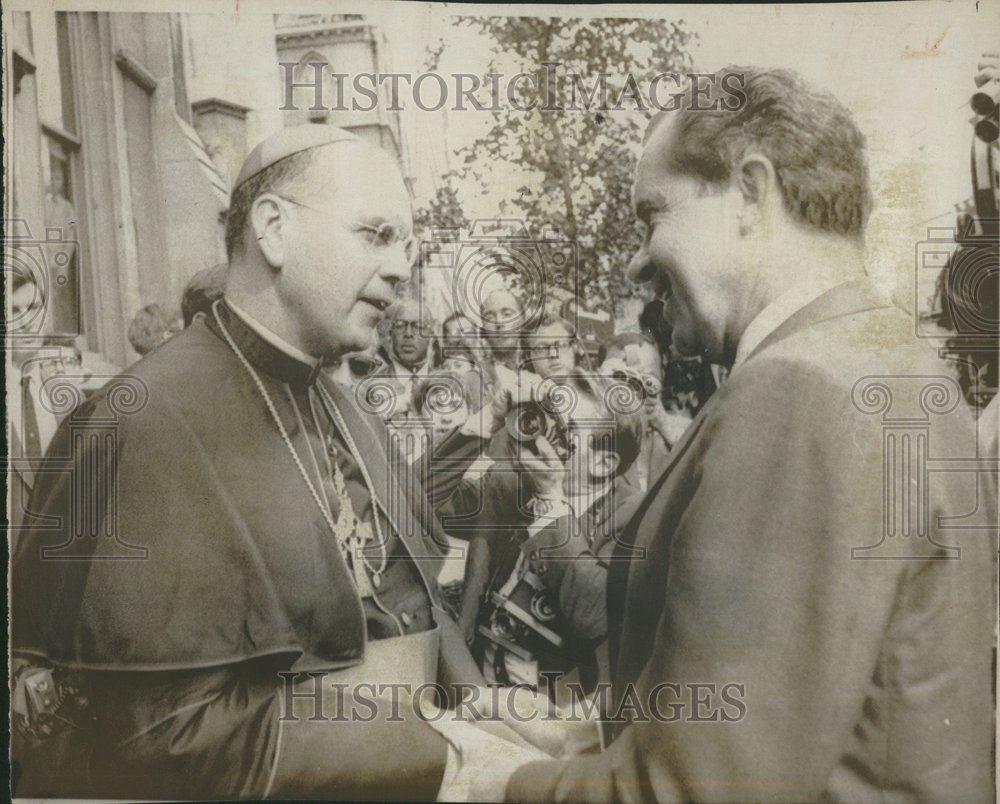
[5,10,412,369]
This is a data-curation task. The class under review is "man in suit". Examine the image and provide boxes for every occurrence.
[378,298,435,420]
[12,125,537,800]
[504,66,995,801]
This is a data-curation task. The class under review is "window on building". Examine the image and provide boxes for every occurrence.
[36,11,84,336]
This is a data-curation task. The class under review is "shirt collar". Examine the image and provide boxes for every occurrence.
[566,482,613,515]
[733,278,842,370]
[390,354,430,378]
[210,299,322,387]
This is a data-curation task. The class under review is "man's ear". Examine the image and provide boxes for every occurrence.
[249,194,288,269]
[593,449,620,481]
[735,153,778,235]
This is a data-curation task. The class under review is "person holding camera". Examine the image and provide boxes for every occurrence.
[466,372,645,702]
[454,311,583,641]
[600,332,692,491]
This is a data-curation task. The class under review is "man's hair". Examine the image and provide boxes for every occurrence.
[533,311,575,338]
[655,66,872,238]
[561,370,643,478]
[181,264,227,327]
[224,150,313,261]
[128,304,175,356]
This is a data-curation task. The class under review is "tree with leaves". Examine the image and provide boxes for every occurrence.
[414,15,696,320]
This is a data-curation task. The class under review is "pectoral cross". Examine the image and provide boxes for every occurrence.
[330,448,381,597]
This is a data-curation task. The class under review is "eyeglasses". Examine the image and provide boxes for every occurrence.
[276,194,418,265]
[525,339,573,356]
[391,320,424,334]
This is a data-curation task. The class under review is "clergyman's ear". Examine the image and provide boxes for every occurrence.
[250,194,287,270]
[735,152,778,235]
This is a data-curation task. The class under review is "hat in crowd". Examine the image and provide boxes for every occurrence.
[233,125,360,190]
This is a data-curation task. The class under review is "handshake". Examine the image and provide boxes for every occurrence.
[420,684,600,801]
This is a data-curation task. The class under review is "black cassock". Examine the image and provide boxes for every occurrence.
[12,301,470,799]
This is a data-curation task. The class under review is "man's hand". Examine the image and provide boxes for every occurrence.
[517,434,565,498]
[648,406,692,447]
[487,365,545,433]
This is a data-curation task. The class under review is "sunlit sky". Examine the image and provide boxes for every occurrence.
[20,0,999,293]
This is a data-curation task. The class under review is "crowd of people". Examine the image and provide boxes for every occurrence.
[348,289,698,695]
[10,65,995,802]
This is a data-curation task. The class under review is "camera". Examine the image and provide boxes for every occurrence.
[478,567,566,687]
[608,366,659,399]
[504,400,571,458]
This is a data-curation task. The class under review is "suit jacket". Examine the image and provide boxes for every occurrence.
[508,279,996,801]
[522,480,643,643]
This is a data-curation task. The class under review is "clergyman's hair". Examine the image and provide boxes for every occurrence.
[653,66,873,238]
[224,150,314,261]
[181,264,227,327]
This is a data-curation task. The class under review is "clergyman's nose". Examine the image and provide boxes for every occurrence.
[380,249,412,287]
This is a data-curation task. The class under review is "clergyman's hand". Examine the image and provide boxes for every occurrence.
[421,698,548,802]
[459,684,603,760]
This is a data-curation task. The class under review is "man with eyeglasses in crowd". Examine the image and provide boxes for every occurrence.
[520,312,581,379]
[380,297,435,420]
[455,313,599,649]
